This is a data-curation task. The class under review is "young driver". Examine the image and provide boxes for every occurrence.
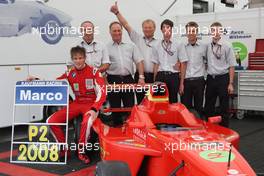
[28,46,106,164]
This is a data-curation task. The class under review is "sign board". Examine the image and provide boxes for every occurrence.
[10,80,69,165]
[15,81,68,105]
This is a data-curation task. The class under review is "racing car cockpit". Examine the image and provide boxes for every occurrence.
[99,83,210,131]
[132,82,204,131]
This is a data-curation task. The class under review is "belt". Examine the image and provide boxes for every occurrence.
[208,73,228,79]
[144,72,154,75]
[107,74,132,79]
[158,71,179,75]
[185,76,204,81]
[135,72,154,75]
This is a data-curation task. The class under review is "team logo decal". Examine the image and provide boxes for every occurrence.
[93,68,99,76]
[71,72,76,78]
[85,79,94,89]
[73,83,79,91]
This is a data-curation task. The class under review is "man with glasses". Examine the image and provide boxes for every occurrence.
[79,21,110,73]
[204,22,236,127]
[152,19,188,103]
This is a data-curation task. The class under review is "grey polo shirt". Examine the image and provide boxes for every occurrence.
[206,39,236,75]
[79,40,110,68]
[106,41,143,76]
[129,29,158,73]
[185,41,207,78]
[152,39,188,73]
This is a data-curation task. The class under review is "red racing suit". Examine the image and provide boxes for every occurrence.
[46,64,106,146]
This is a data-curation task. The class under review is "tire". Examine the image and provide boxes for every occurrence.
[73,115,82,145]
[96,161,131,176]
[42,105,64,122]
[39,14,63,45]
[236,110,245,120]
[189,108,208,122]
[42,105,64,142]
[43,96,73,122]
[189,108,202,119]
[99,98,129,127]
[73,114,99,157]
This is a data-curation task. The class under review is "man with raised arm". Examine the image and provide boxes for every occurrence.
[110,2,157,104]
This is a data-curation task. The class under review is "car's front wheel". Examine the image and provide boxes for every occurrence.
[95,161,131,176]
[39,14,63,45]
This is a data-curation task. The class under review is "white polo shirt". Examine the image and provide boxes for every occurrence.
[106,41,143,76]
[152,39,188,73]
[79,40,110,68]
[206,39,236,75]
[185,41,207,78]
[129,29,158,73]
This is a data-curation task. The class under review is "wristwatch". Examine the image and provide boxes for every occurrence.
[139,74,145,79]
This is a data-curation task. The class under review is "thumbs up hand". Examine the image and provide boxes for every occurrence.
[110,1,119,15]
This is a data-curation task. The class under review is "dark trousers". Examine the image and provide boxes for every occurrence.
[181,77,205,116]
[204,74,230,127]
[156,71,179,103]
[134,72,154,104]
[107,75,135,108]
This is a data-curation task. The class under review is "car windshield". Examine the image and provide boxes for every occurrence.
[156,123,205,132]
[0,0,8,4]
[170,127,205,131]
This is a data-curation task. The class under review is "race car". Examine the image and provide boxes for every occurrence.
[0,0,72,44]
[93,83,256,176]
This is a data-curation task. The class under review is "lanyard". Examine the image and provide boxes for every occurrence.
[211,43,222,60]
[162,40,174,56]
[143,37,155,47]
[81,41,97,53]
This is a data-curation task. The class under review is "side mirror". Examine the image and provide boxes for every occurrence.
[208,116,222,124]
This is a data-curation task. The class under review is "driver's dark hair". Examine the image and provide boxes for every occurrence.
[185,21,199,30]
[109,21,123,30]
[70,46,86,59]
[160,19,174,30]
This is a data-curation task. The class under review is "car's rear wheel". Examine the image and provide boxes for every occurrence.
[236,109,245,120]
[39,14,63,45]
[95,161,131,176]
